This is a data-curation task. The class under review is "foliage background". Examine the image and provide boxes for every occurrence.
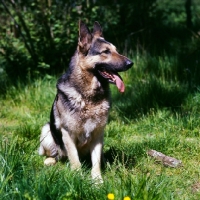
[0,0,200,91]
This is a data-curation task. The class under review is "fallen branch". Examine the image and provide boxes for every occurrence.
[147,149,182,168]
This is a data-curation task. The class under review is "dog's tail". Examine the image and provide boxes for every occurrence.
[39,123,58,157]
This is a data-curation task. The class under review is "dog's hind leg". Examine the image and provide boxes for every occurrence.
[39,123,58,166]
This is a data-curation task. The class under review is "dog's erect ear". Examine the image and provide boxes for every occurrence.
[78,20,92,55]
[93,21,103,37]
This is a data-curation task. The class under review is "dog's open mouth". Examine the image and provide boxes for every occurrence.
[97,68,125,93]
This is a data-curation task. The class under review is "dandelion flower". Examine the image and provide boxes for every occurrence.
[123,196,131,200]
[107,193,115,200]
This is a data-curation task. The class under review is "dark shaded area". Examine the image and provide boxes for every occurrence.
[103,147,136,169]
[0,0,199,81]
[79,146,136,170]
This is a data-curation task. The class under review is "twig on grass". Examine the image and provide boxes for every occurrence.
[147,149,182,168]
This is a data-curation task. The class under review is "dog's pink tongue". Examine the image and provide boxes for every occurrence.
[113,74,125,93]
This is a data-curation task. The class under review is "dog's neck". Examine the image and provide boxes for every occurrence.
[58,51,110,102]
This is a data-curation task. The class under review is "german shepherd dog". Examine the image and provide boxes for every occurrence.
[39,21,133,182]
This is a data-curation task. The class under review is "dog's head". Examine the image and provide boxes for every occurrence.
[78,21,133,93]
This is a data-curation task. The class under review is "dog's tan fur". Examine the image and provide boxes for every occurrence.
[39,21,133,182]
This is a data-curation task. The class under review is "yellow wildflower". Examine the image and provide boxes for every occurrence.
[107,193,115,200]
[123,196,131,200]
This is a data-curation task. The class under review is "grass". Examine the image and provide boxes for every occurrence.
[0,53,200,200]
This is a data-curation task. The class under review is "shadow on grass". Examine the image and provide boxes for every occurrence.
[79,147,136,171]
[112,47,200,121]
[111,77,190,120]
[80,134,177,172]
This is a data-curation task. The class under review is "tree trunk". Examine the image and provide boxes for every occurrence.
[185,0,192,29]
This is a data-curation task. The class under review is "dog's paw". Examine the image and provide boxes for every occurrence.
[71,162,81,171]
[44,157,57,166]
[92,175,103,184]
[91,171,103,184]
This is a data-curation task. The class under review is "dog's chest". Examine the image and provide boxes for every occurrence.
[78,98,110,128]
[60,91,110,128]
[67,99,110,147]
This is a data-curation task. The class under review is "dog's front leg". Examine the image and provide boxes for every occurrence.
[90,134,103,183]
[61,128,81,170]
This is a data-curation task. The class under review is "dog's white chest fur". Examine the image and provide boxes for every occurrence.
[77,118,98,147]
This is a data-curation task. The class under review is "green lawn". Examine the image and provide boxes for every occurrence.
[0,53,200,200]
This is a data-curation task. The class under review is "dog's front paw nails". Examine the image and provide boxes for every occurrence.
[44,157,57,166]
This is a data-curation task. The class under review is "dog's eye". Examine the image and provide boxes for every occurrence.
[101,49,110,54]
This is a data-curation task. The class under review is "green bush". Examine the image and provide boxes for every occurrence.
[0,0,120,82]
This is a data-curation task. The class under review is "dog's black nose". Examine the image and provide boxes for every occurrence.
[126,60,133,69]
